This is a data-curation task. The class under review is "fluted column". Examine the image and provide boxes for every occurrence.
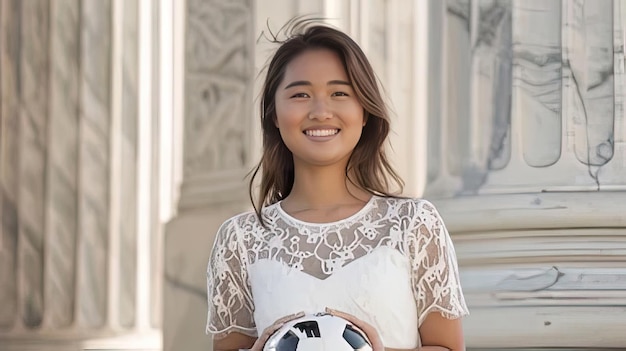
[427,0,626,195]
[424,0,626,349]
[0,0,162,350]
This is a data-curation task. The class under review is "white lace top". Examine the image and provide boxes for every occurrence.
[206,196,469,349]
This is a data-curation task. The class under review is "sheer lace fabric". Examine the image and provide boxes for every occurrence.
[206,196,469,349]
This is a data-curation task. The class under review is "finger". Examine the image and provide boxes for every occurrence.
[266,311,304,337]
[250,312,306,351]
[326,308,374,330]
[262,311,304,340]
[251,325,281,351]
[275,311,305,324]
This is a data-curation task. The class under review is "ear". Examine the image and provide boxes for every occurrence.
[362,111,368,127]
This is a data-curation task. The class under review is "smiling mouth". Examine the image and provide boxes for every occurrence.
[304,129,340,137]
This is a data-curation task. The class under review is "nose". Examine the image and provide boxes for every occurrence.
[308,100,333,120]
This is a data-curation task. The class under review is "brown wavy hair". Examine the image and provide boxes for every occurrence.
[250,19,404,224]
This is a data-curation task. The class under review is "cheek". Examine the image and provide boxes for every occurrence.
[344,105,365,127]
[274,102,300,129]
[338,100,364,120]
[274,106,302,147]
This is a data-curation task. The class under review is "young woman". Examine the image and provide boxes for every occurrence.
[206,21,469,351]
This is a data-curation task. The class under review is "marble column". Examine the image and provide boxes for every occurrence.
[47,0,80,330]
[424,0,626,349]
[0,0,162,350]
[0,0,22,331]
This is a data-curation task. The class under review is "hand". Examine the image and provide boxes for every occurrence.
[325,307,385,351]
[250,311,305,351]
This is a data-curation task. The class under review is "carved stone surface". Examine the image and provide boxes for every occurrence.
[19,0,49,329]
[47,0,80,328]
[426,0,626,197]
[78,0,111,328]
[0,0,20,330]
[185,76,249,172]
[425,0,626,348]
[119,0,139,329]
[0,0,160,348]
[429,0,472,188]
[564,0,615,188]
[515,0,561,168]
[183,0,252,179]
[468,0,513,189]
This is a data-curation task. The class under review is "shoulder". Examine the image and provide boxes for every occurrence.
[214,210,258,239]
[215,204,281,240]
[209,211,260,266]
[375,196,448,236]
[376,196,440,219]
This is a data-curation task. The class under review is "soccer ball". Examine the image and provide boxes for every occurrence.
[263,312,373,351]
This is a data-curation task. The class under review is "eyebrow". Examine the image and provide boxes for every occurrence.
[284,80,351,89]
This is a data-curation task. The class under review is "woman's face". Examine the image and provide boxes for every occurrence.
[274,48,365,169]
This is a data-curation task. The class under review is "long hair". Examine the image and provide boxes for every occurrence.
[250,19,404,224]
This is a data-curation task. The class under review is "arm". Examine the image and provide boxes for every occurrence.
[213,332,255,351]
[207,218,257,350]
[403,200,469,351]
[213,312,306,351]
[362,200,468,351]
[417,311,465,351]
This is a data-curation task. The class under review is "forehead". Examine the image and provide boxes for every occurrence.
[282,48,348,82]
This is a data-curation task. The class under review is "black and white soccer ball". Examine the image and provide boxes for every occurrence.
[263,312,373,351]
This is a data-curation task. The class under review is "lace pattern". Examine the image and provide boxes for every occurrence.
[206,196,469,338]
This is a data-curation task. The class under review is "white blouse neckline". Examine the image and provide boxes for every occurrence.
[274,195,378,227]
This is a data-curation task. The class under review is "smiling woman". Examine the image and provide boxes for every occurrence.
[205,20,469,351]
[275,49,365,169]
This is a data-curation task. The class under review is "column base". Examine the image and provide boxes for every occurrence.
[432,191,626,349]
[0,331,161,351]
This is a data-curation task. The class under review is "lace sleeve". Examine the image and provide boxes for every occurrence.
[408,200,469,326]
[206,217,257,338]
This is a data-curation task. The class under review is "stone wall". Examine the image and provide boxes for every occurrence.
[425,0,626,349]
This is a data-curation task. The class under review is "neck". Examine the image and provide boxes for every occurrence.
[284,162,370,210]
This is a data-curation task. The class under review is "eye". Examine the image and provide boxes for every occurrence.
[291,92,310,98]
[332,91,349,97]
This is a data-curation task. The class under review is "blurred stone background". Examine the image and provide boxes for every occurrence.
[0,0,625,350]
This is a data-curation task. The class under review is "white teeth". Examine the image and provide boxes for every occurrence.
[305,129,339,137]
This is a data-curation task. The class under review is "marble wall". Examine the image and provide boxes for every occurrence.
[427,0,626,196]
[47,0,81,329]
[1,0,22,330]
[178,0,254,208]
[425,0,626,348]
[0,0,161,349]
